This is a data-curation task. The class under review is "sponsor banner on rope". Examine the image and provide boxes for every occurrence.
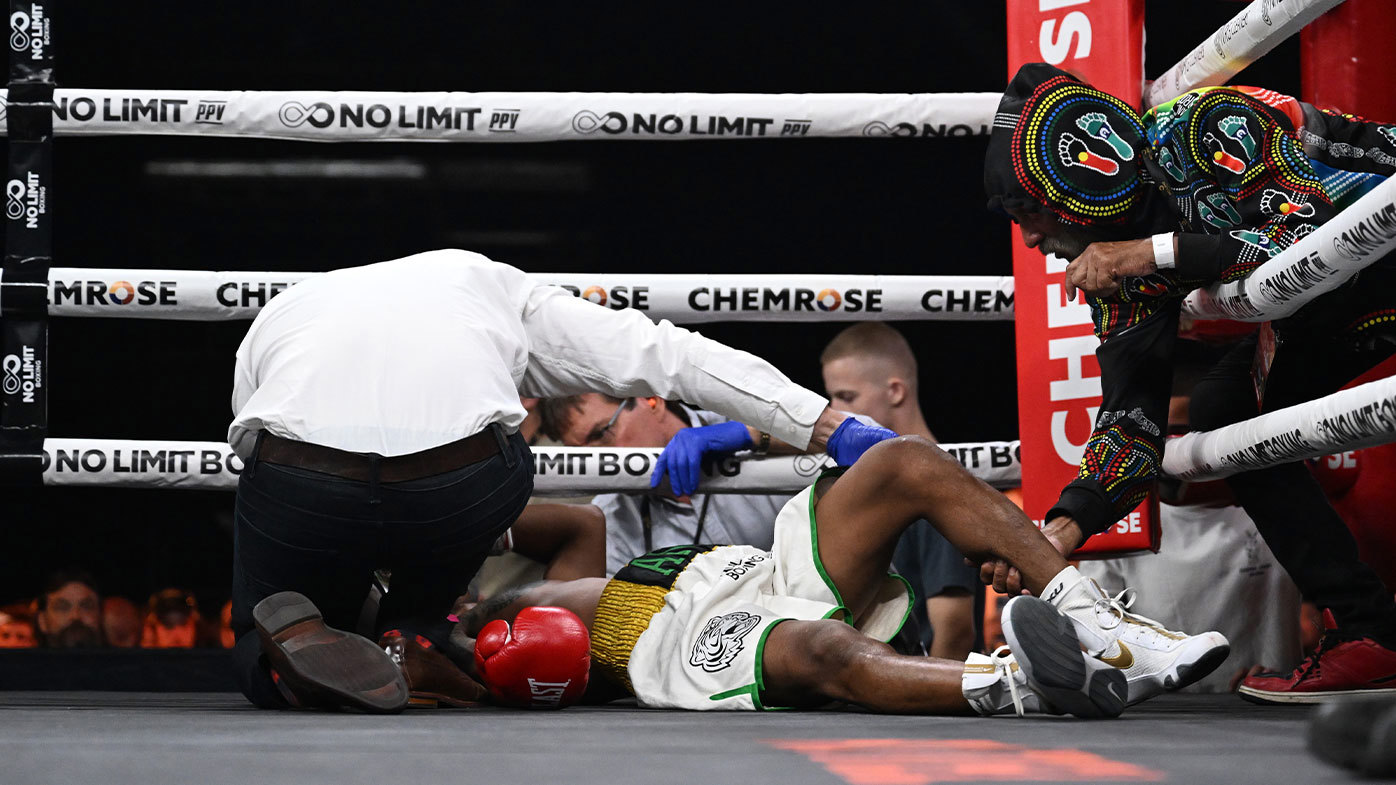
[28,269,1015,322]
[1007,0,1158,556]
[6,140,50,258]
[42,439,245,490]
[0,89,999,141]
[1146,0,1343,107]
[1162,375,1396,482]
[40,440,1022,492]
[40,269,315,319]
[538,274,1014,323]
[1185,176,1396,321]
[1,318,45,429]
[8,2,52,79]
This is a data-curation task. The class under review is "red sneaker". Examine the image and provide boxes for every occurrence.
[1240,610,1396,704]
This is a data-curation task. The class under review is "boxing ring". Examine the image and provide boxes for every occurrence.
[3,0,1394,783]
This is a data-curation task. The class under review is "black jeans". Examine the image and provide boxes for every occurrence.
[1190,283,1396,641]
[229,428,533,707]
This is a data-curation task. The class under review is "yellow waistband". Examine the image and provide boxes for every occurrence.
[590,578,670,693]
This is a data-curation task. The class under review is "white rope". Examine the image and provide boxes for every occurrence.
[0,89,999,141]
[1145,0,1347,108]
[1162,374,1396,481]
[1,269,1016,322]
[1182,174,1396,321]
[38,440,1022,492]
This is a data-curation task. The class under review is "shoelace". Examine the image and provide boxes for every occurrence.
[1092,587,1175,641]
[990,645,1024,716]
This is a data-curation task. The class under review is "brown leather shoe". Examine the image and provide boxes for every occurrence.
[380,630,487,708]
[253,591,409,714]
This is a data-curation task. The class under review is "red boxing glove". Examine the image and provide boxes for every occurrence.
[473,606,590,709]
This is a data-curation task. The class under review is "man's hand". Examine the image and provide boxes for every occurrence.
[651,421,753,497]
[824,417,899,466]
[976,515,1084,596]
[807,407,848,452]
[1063,238,1156,301]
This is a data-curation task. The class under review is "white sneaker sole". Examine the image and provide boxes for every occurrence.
[1124,632,1231,706]
[1003,596,1126,719]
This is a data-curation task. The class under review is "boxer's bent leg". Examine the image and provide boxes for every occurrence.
[759,618,970,714]
[1192,331,1396,640]
[813,436,1067,621]
[375,431,535,648]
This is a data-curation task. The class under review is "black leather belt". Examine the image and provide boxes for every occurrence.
[255,426,505,483]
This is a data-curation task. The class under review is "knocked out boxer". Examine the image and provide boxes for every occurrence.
[456,436,1229,717]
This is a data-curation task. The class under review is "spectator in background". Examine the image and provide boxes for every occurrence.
[820,323,982,659]
[141,588,203,648]
[101,597,142,648]
[0,605,36,648]
[34,569,102,648]
[539,394,793,576]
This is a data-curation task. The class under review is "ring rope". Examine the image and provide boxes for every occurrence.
[1145,0,1347,108]
[1182,174,1396,322]
[37,440,1023,493]
[0,89,999,142]
[0,269,1016,322]
[1162,374,1396,481]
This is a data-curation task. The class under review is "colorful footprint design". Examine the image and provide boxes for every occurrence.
[1230,228,1282,258]
[1218,115,1257,158]
[1058,132,1119,175]
[1198,193,1242,228]
[1076,112,1135,160]
[1203,131,1246,174]
[1157,145,1185,183]
[1259,189,1315,218]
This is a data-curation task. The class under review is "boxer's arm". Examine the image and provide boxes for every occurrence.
[508,504,606,581]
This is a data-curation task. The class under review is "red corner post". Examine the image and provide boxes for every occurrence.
[1004,0,1158,554]
[1301,0,1396,121]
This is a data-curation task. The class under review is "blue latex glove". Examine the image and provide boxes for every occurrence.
[651,421,753,497]
[825,417,898,466]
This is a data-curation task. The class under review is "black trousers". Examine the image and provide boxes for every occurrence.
[229,428,534,707]
[1190,275,1396,640]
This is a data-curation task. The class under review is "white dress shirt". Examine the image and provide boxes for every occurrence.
[229,249,827,459]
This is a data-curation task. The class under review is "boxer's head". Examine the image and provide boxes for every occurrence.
[985,63,1170,259]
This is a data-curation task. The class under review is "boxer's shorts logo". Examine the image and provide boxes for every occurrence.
[2,354,19,395]
[572,110,625,134]
[5,179,25,220]
[278,101,334,128]
[690,611,761,673]
[9,12,28,52]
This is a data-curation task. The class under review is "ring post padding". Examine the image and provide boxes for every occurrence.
[1145,0,1347,107]
[40,440,1022,492]
[1162,374,1396,481]
[28,269,1016,322]
[0,0,54,486]
[0,89,1001,141]
[1182,174,1396,321]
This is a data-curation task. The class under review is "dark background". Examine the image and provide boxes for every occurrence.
[3,2,1301,612]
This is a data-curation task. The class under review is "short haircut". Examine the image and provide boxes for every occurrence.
[536,394,688,442]
[820,323,919,384]
[36,568,99,611]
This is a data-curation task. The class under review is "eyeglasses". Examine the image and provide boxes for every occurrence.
[586,398,633,446]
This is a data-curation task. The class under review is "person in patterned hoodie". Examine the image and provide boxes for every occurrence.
[984,62,1396,704]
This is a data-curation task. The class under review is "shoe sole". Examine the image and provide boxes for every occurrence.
[254,591,409,714]
[1124,635,1232,705]
[1003,596,1126,719]
[1239,684,1396,705]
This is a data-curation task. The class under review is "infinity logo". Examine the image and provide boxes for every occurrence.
[862,121,917,138]
[278,101,334,128]
[5,179,24,220]
[1,354,19,395]
[572,110,626,134]
[792,454,827,478]
[9,12,28,52]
